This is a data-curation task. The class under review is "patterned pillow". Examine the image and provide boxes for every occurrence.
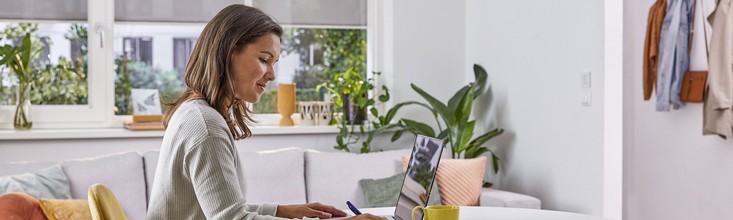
[435,157,487,206]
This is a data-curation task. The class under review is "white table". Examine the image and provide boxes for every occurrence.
[358,207,612,220]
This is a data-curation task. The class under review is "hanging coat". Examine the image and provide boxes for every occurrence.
[644,0,668,100]
[703,0,733,139]
[656,0,694,111]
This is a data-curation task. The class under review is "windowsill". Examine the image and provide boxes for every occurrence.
[0,125,340,140]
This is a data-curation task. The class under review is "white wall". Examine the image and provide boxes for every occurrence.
[623,1,733,220]
[465,0,606,216]
[391,0,467,127]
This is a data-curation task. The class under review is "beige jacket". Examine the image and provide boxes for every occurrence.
[704,0,733,138]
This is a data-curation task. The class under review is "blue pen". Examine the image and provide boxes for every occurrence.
[346,201,362,215]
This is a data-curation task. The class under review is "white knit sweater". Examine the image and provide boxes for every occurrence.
[146,100,315,220]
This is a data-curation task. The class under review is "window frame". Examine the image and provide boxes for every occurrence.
[0,0,114,129]
[0,0,390,129]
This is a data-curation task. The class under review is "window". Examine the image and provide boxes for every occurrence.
[112,0,238,115]
[252,0,368,115]
[0,0,108,128]
[0,0,378,128]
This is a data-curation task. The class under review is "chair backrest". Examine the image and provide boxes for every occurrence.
[88,183,129,220]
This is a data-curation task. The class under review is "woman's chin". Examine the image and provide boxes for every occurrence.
[242,95,260,104]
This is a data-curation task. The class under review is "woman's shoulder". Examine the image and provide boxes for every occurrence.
[169,100,230,139]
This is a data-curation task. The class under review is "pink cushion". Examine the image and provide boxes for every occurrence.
[0,192,47,220]
[436,157,487,206]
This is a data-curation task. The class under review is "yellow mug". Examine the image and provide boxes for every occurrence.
[411,205,459,220]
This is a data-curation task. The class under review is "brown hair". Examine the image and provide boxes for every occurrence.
[163,4,282,140]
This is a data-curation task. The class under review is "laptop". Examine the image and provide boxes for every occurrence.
[338,134,445,220]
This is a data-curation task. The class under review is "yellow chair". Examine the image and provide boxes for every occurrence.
[87,183,129,220]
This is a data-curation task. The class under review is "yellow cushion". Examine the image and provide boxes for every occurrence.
[38,198,92,220]
[87,183,128,220]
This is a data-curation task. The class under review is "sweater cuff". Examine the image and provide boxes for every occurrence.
[261,203,279,216]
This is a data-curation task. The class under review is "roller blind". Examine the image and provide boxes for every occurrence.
[253,0,367,27]
[115,0,242,23]
[0,0,87,20]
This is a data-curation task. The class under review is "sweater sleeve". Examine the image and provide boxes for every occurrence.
[185,136,313,220]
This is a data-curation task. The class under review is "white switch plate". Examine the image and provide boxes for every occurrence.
[581,90,592,107]
[581,71,591,88]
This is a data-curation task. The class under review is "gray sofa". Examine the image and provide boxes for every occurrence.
[0,147,540,220]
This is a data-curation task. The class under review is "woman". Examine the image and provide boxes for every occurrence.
[146,5,381,220]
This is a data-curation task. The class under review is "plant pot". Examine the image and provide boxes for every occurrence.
[341,94,367,125]
[14,84,32,130]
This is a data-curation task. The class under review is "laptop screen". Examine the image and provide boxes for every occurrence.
[393,135,444,220]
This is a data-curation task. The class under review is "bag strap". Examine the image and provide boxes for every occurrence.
[701,0,710,59]
[688,0,711,59]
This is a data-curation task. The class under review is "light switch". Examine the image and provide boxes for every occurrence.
[581,71,591,88]
[581,90,592,107]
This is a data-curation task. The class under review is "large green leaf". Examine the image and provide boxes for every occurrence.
[411,83,455,126]
[447,85,470,111]
[491,152,500,173]
[437,129,449,139]
[473,64,489,98]
[385,101,434,123]
[468,128,504,148]
[465,146,488,159]
[456,120,476,153]
[453,84,475,127]
[391,129,405,142]
[19,33,31,69]
[401,119,436,137]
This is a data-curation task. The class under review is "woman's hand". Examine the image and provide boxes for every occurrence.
[276,202,349,219]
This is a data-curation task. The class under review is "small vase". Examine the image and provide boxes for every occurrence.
[14,84,32,130]
[277,83,296,126]
[342,94,367,125]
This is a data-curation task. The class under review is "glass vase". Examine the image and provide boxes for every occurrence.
[341,94,366,125]
[14,84,32,129]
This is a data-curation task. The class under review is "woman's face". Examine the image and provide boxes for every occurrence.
[230,33,281,103]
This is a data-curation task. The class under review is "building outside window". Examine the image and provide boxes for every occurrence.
[173,37,196,74]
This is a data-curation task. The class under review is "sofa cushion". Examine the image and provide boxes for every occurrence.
[0,165,71,199]
[62,152,146,220]
[0,152,146,220]
[0,192,46,220]
[305,148,411,209]
[39,198,91,220]
[239,147,306,204]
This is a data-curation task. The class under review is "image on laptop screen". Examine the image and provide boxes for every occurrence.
[394,135,444,220]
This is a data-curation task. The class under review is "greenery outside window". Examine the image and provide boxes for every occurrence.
[0,0,378,128]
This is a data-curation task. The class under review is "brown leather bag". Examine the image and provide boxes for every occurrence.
[680,0,709,103]
[680,71,707,102]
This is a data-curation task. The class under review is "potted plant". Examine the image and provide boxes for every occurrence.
[317,69,391,153]
[0,33,40,129]
[365,64,504,206]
